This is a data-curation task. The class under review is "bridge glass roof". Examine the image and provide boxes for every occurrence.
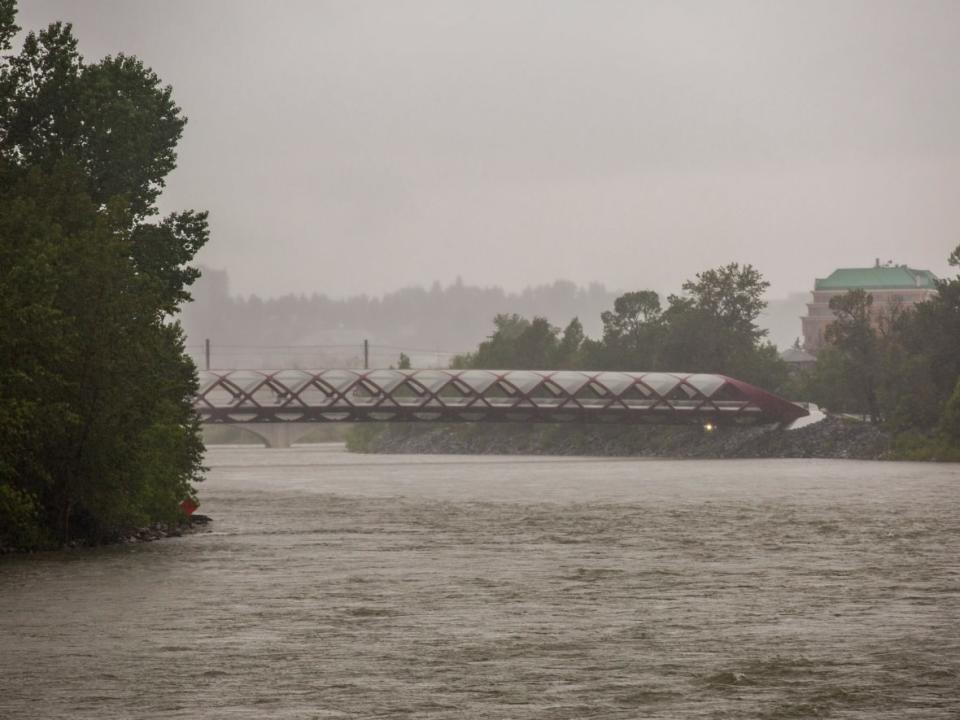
[195,369,807,425]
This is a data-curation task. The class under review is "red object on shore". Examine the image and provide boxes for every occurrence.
[180,498,199,516]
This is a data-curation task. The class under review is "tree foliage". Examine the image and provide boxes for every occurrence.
[453,314,558,369]
[0,3,205,547]
[596,291,663,369]
[677,263,768,340]
[821,289,880,421]
[557,317,586,367]
[454,263,787,393]
[653,263,780,385]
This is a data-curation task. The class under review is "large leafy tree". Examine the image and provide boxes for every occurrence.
[0,20,183,218]
[453,314,561,370]
[675,263,769,340]
[596,291,663,369]
[0,1,206,546]
[658,263,785,389]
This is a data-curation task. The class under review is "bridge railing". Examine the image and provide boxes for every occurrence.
[194,369,808,425]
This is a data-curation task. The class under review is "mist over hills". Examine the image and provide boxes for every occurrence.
[182,267,807,369]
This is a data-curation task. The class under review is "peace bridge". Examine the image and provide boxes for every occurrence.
[195,369,808,448]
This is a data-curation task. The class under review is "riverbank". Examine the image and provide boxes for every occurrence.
[0,514,212,556]
[111,514,213,546]
[347,416,894,459]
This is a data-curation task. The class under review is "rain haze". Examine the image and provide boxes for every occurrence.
[6,4,960,718]
[18,1,960,305]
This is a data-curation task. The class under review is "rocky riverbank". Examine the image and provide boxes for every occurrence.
[347,416,893,460]
[114,514,213,546]
[0,514,213,555]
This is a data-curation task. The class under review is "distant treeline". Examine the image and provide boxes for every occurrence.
[181,270,621,367]
[181,270,808,370]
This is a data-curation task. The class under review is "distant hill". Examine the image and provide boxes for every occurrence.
[181,269,621,369]
[182,268,808,369]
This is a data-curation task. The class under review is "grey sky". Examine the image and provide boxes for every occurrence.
[18,0,960,299]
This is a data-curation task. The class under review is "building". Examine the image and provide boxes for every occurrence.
[780,345,817,372]
[801,261,938,353]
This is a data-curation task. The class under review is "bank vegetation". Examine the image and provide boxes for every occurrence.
[0,2,206,550]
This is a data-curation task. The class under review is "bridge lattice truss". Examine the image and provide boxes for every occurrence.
[195,369,807,425]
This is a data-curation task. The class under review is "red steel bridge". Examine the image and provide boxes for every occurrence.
[196,369,807,447]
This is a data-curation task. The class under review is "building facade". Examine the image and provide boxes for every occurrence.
[802,262,938,353]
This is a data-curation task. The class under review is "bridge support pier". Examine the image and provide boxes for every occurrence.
[240,422,314,449]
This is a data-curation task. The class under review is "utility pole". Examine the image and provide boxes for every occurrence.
[363,339,369,370]
[205,338,211,371]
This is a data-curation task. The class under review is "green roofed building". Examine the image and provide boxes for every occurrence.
[802,260,938,353]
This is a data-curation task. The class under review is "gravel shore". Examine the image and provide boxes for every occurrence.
[348,416,893,460]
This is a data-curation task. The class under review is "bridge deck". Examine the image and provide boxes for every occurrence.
[195,369,807,426]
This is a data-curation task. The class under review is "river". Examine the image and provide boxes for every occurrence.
[1,444,958,718]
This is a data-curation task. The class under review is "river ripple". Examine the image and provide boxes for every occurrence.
[1,445,958,718]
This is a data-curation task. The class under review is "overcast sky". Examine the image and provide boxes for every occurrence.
[18,0,960,299]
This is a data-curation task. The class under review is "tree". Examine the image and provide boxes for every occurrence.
[397,352,411,369]
[0,0,16,52]
[556,318,585,368]
[0,22,184,218]
[598,291,662,369]
[949,243,960,269]
[938,377,960,445]
[0,163,69,546]
[896,246,960,406]
[0,3,205,546]
[823,289,880,421]
[453,314,560,370]
[797,346,854,413]
[677,263,769,340]
[601,291,661,342]
[656,263,785,388]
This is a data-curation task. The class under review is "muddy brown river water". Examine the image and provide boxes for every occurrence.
[1,445,958,718]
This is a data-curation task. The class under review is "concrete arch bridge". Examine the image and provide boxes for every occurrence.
[195,369,807,448]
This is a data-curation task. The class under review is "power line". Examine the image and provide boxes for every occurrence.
[185,343,469,355]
